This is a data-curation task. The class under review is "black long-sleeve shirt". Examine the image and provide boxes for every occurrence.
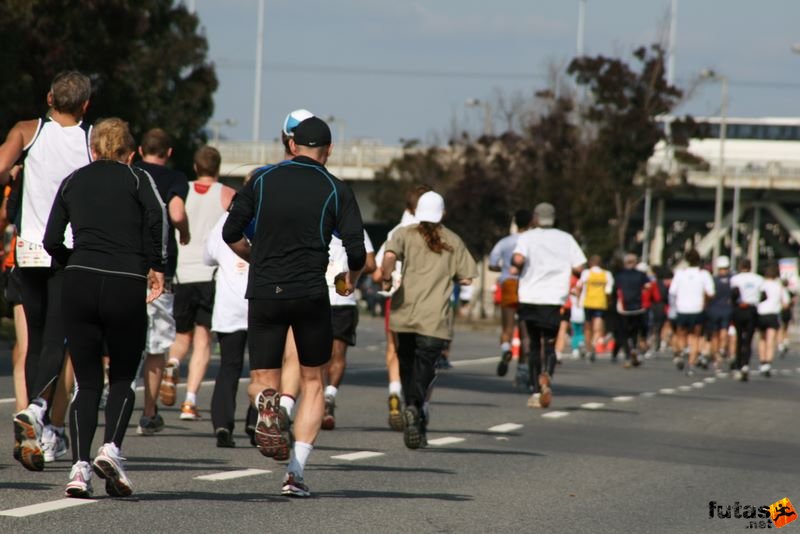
[43,160,167,279]
[223,155,366,299]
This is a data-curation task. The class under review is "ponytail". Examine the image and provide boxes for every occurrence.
[417,222,453,254]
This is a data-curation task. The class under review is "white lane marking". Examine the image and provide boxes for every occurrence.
[612,396,634,402]
[331,451,385,461]
[194,468,271,481]
[541,411,570,419]
[703,377,717,384]
[659,388,676,395]
[691,382,705,389]
[488,423,523,433]
[779,369,792,376]
[495,436,509,441]
[427,437,465,446]
[0,498,96,517]
[451,356,506,368]
[678,385,692,392]
[580,402,605,410]
[796,367,800,373]
[0,398,16,405]
[640,392,657,398]
[716,372,729,378]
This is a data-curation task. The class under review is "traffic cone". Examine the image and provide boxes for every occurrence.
[511,326,521,360]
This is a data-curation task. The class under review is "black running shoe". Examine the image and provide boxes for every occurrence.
[403,406,424,450]
[497,350,512,377]
[321,396,335,431]
[215,427,235,448]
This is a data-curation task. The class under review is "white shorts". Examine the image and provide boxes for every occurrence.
[146,291,176,355]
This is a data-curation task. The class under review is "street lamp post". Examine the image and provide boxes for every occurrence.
[700,69,728,273]
[326,116,347,167]
[210,119,238,143]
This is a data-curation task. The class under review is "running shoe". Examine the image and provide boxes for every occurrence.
[65,461,93,499]
[13,403,45,471]
[254,389,290,461]
[281,471,311,497]
[402,405,424,450]
[512,364,531,391]
[159,363,178,407]
[13,436,21,462]
[497,350,513,376]
[179,402,202,421]
[737,365,750,382]
[137,413,165,435]
[538,373,552,408]
[42,425,69,463]
[435,356,453,369]
[697,354,710,370]
[321,395,336,431]
[673,355,685,371]
[527,392,542,408]
[215,427,235,448]
[92,443,133,497]
[759,363,772,378]
[388,393,404,432]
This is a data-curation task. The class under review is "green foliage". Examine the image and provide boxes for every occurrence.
[0,0,217,174]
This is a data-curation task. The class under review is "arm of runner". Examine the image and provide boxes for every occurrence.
[223,180,256,262]
[336,185,366,295]
[0,121,32,184]
[168,196,190,245]
[455,235,479,286]
[42,176,73,267]
[138,169,168,275]
[488,240,503,272]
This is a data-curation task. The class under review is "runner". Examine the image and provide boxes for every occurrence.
[134,128,190,435]
[381,191,477,448]
[42,117,166,498]
[730,259,764,382]
[578,255,614,362]
[162,146,234,421]
[0,71,91,470]
[614,253,652,368]
[669,249,715,376]
[488,209,531,376]
[204,209,250,447]
[372,184,432,431]
[704,256,733,370]
[223,115,366,497]
[756,263,787,378]
[322,230,376,430]
[511,203,586,409]
[777,279,794,357]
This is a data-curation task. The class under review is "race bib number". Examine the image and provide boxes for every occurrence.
[16,237,52,268]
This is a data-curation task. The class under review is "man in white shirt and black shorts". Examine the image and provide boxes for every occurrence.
[511,203,586,409]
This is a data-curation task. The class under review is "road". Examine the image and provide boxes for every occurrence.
[0,315,798,533]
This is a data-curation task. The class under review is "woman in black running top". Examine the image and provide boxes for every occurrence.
[43,118,166,499]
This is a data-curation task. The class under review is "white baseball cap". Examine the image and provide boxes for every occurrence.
[716,255,730,269]
[282,109,315,136]
[415,191,444,223]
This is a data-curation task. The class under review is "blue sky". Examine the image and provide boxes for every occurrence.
[193,0,800,144]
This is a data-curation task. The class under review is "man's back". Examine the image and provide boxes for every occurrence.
[489,233,519,283]
[615,268,649,312]
[176,181,225,283]
[514,227,586,306]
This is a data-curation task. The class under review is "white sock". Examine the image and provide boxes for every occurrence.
[500,341,511,353]
[279,395,295,416]
[388,381,402,396]
[324,386,338,399]
[103,442,120,456]
[185,392,197,405]
[287,441,313,477]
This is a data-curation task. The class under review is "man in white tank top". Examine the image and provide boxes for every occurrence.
[0,71,92,471]
[161,146,235,421]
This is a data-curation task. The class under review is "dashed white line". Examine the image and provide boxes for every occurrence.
[0,398,15,405]
[612,396,634,402]
[677,385,692,392]
[451,356,506,368]
[330,451,385,461]
[427,436,465,446]
[194,468,271,481]
[691,382,705,389]
[580,402,605,410]
[703,377,717,384]
[541,411,570,419]
[716,372,729,378]
[641,392,657,398]
[659,388,676,395]
[779,369,792,376]
[488,423,524,433]
[0,499,95,517]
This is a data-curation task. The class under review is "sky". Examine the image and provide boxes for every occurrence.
[192,0,800,145]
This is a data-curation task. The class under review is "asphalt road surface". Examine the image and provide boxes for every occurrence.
[1,315,798,533]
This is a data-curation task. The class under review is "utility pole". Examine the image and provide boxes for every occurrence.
[252,0,265,145]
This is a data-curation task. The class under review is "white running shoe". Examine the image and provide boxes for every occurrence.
[13,401,46,471]
[93,443,133,497]
[42,425,69,463]
[527,393,542,408]
[65,461,93,498]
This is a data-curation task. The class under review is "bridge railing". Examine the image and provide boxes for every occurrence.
[211,140,404,170]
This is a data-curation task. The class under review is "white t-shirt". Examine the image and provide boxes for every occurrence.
[669,266,714,314]
[203,213,248,333]
[488,234,520,283]
[758,279,787,315]
[730,271,764,306]
[513,227,587,306]
[327,230,374,306]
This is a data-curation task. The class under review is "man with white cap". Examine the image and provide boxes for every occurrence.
[382,191,477,448]
[511,202,586,409]
[704,255,733,370]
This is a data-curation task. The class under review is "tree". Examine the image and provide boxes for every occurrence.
[0,0,217,173]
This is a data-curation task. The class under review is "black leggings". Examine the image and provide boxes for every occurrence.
[396,333,445,417]
[19,267,66,402]
[63,270,146,463]
[211,330,248,432]
[619,314,644,360]
[525,321,558,393]
[733,306,758,370]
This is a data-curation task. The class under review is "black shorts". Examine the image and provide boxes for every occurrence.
[676,312,705,329]
[584,308,605,320]
[518,304,561,333]
[5,267,23,307]
[248,295,332,369]
[780,307,792,325]
[332,305,358,346]
[173,281,215,333]
[757,313,780,331]
[705,309,732,332]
